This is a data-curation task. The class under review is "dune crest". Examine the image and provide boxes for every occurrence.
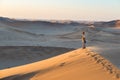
[0,48,119,80]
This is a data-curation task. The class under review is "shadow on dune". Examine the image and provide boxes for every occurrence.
[1,66,58,80]
[1,71,39,80]
[0,46,74,70]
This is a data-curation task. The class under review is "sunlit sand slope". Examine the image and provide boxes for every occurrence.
[0,49,119,80]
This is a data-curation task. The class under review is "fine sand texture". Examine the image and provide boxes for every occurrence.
[0,48,119,80]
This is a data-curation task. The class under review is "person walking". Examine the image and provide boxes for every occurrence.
[81,32,86,49]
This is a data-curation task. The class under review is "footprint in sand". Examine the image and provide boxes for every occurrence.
[105,65,113,74]
[116,73,120,79]
[59,62,66,67]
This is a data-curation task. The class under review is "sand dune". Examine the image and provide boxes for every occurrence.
[0,17,120,80]
[0,48,119,80]
[0,18,120,68]
[0,46,73,69]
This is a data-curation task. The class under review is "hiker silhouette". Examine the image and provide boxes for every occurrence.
[81,32,86,49]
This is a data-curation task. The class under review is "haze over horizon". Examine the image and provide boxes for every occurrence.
[0,0,120,21]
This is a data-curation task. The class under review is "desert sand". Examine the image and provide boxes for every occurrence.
[0,19,120,68]
[0,17,120,80]
[0,46,73,69]
[0,48,119,80]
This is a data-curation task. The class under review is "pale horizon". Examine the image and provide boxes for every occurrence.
[0,0,120,21]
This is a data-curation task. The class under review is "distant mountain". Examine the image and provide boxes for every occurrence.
[94,20,120,27]
[0,17,90,27]
[0,17,15,22]
[116,20,120,27]
[0,17,120,27]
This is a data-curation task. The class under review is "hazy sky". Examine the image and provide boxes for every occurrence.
[0,0,120,21]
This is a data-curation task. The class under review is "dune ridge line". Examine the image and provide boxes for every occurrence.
[86,49,120,79]
[0,48,119,80]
